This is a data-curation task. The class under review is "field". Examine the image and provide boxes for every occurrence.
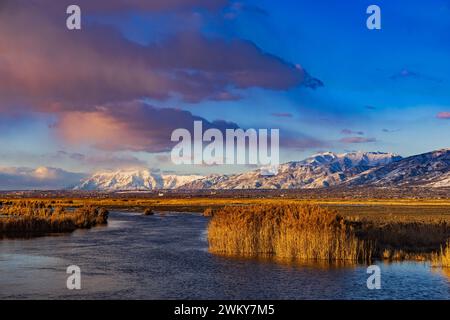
[1,192,449,266]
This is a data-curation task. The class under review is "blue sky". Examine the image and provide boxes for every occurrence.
[0,0,449,188]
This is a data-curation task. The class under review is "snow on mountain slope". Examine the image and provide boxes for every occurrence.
[180,151,402,189]
[345,149,449,187]
[74,169,204,191]
[73,150,450,191]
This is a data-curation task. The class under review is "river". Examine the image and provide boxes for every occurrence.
[1,211,449,299]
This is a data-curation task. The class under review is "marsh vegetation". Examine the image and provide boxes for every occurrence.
[1,196,450,268]
[207,204,450,264]
[0,201,108,237]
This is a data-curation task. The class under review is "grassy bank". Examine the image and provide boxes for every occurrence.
[207,204,450,263]
[0,201,109,238]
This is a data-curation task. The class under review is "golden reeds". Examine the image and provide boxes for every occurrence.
[207,204,372,263]
[432,240,450,268]
[202,207,215,217]
[0,201,108,237]
[207,204,450,263]
[351,218,450,259]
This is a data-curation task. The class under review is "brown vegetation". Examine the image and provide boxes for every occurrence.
[208,204,450,263]
[203,207,215,217]
[208,204,372,263]
[2,197,450,265]
[432,240,450,268]
[0,201,108,237]
[349,216,450,260]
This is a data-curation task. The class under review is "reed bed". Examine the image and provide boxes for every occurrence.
[203,207,215,217]
[208,204,450,263]
[0,201,108,237]
[432,240,450,268]
[348,217,450,259]
[208,204,372,263]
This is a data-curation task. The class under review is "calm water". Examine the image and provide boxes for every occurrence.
[0,211,449,299]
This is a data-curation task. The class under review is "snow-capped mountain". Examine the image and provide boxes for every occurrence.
[181,151,402,189]
[74,169,203,191]
[345,148,450,187]
[73,149,450,191]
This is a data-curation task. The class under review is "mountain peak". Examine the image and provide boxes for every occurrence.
[72,149,449,190]
[74,168,203,191]
[300,151,401,168]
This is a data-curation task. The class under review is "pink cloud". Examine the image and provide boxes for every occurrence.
[0,2,314,111]
[340,137,376,144]
[33,0,228,13]
[0,1,324,157]
[51,151,147,170]
[341,129,364,135]
[0,166,84,190]
[53,102,240,153]
[437,112,450,119]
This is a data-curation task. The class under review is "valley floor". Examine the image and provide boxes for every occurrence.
[2,195,450,219]
[1,195,450,266]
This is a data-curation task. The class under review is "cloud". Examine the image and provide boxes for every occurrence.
[0,2,320,112]
[390,69,420,80]
[10,0,228,14]
[341,129,364,135]
[281,134,326,150]
[382,128,400,133]
[271,113,293,118]
[155,155,171,163]
[339,137,376,144]
[0,167,84,190]
[52,151,148,170]
[436,112,450,119]
[390,69,442,83]
[53,101,325,154]
[53,101,240,153]
[224,2,269,19]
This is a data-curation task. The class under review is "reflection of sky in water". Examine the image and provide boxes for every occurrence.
[0,211,449,299]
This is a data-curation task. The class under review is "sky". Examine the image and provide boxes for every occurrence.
[0,0,449,189]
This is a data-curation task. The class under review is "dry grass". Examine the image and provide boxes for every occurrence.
[2,197,450,213]
[348,216,450,259]
[432,240,450,268]
[0,201,108,237]
[208,204,372,263]
[208,204,450,263]
[203,207,215,217]
[2,197,450,263]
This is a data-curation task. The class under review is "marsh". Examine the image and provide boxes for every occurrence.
[1,211,449,300]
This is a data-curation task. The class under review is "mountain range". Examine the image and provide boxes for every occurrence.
[74,149,450,191]
[74,169,203,191]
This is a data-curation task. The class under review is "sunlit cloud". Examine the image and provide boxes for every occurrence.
[339,137,376,144]
[436,112,450,119]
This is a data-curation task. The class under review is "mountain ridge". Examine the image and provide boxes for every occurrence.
[73,149,450,191]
